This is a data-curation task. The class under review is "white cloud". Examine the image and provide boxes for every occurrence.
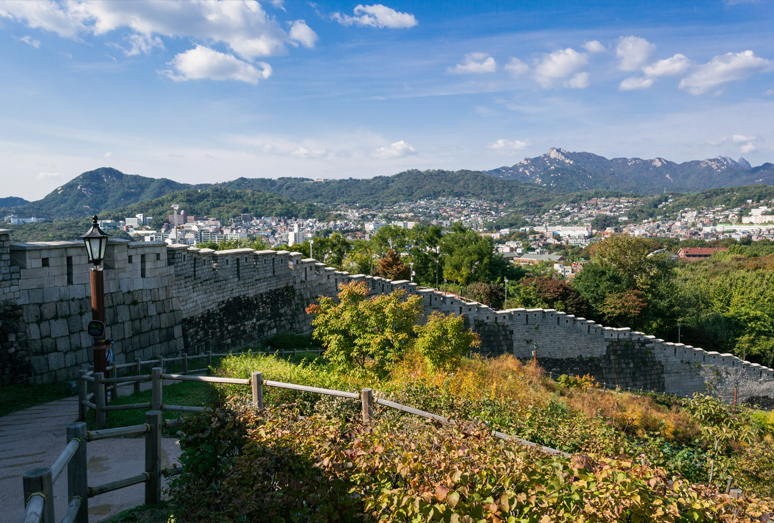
[740,142,756,153]
[583,40,605,53]
[291,146,327,158]
[765,89,774,96]
[373,140,416,159]
[14,35,41,48]
[679,50,773,95]
[332,4,417,29]
[448,53,496,74]
[36,172,62,179]
[619,76,654,90]
[104,152,112,158]
[488,139,530,151]
[732,134,755,142]
[616,36,656,71]
[161,45,271,85]
[643,54,691,77]
[288,20,317,48]
[0,0,299,61]
[117,34,164,56]
[566,72,589,89]
[534,48,588,88]
[504,57,528,76]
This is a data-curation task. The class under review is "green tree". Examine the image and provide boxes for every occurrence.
[414,312,480,371]
[306,282,422,376]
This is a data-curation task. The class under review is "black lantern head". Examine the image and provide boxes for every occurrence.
[82,215,109,267]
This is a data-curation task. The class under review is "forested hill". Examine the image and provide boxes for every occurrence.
[0,196,29,209]
[13,167,191,219]
[101,187,332,224]
[217,170,553,207]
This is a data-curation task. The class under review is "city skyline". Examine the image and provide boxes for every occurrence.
[1,0,773,200]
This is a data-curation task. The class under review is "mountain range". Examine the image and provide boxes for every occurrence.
[1,149,772,221]
[485,148,774,193]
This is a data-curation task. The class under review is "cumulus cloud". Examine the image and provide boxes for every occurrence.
[739,142,756,153]
[643,53,691,76]
[732,134,756,142]
[161,45,271,84]
[291,146,327,158]
[566,72,590,89]
[679,50,773,95]
[448,52,496,74]
[288,20,318,48]
[104,152,112,158]
[504,57,528,76]
[534,48,588,88]
[332,4,417,28]
[619,76,654,90]
[0,0,308,77]
[373,140,416,159]
[14,35,41,48]
[488,139,530,151]
[616,36,656,71]
[765,89,774,96]
[583,40,605,53]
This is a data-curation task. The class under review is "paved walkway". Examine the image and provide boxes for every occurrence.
[0,391,182,523]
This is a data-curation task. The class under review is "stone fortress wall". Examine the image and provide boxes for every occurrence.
[1,229,772,404]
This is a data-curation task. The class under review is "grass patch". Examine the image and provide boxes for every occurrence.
[101,501,173,523]
[0,381,74,417]
[86,381,219,434]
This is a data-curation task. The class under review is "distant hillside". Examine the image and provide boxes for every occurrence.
[100,187,332,225]
[218,170,553,207]
[486,148,774,193]
[0,197,29,209]
[17,167,191,219]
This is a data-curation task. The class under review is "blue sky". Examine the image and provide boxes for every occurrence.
[1,0,773,200]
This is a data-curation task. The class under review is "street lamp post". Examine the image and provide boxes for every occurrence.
[82,216,110,377]
[410,262,414,283]
[309,239,314,260]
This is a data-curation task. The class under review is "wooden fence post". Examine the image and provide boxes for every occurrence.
[94,373,106,430]
[78,370,88,423]
[110,362,118,400]
[361,388,373,423]
[151,368,163,411]
[66,422,88,523]
[207,351,212,375]
[134,358,142,395]
[252,372,264,410]
[23,467,54,523]
[183,353,189,375]
[144,410,162,505]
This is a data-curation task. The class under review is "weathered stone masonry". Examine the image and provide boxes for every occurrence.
[1,229,773,405]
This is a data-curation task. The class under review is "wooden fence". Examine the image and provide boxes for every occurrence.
[23,355,567,523]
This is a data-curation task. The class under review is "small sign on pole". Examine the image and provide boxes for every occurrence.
[88,320,105,338]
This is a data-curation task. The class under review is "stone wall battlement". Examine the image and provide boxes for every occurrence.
[0,234,772,405]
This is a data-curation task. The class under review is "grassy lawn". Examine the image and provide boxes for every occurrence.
[102,502,173,523]
[0,381,75,417]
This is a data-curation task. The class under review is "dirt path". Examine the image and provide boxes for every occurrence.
[0,394,182,523]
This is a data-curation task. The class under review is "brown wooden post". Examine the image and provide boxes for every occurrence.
[134,358,142,395]
[66,422,88,523]
[144,410,162,505]
[733,387,738,409]
[361,388,373,423]
[23,467,54,523]
[78,370,88,422]
[183,353,188,375]
[94,372,106,430]
[151,367,163,411]
[90,268,107,378]
[251,372,263,410]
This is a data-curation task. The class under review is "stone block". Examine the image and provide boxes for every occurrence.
[75,348,88,364]
[56,336,70,352]
[80,331,92,348]
[27,322,41,340]
[27,339,42,355]
[43,286,59,303]
[117,305,130,323]
[48,352,65,370]
[50,318,69,338]
[65,351,76,368]
[67,314,81,334]
[57,301,70,318]
[31,355,48,374]
[22,304,40,323]
[40,302,57,321]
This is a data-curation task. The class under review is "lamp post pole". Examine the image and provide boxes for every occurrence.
[410,262,414,283]
[504,277,508,310]
[82,216,110,378]
[309,239,314,260]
